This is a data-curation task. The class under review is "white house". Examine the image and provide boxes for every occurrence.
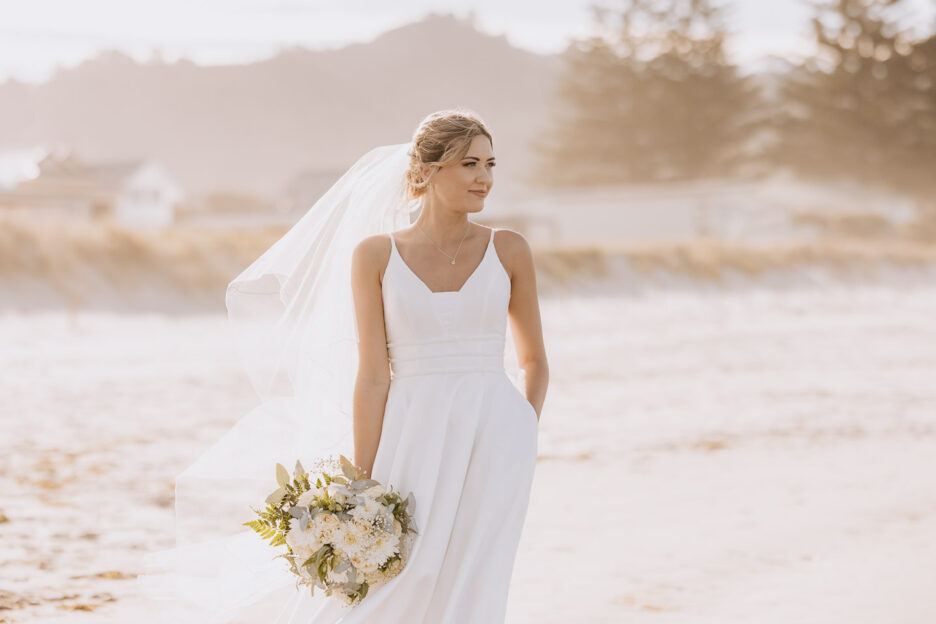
[6,148,184,227]
[90,159,183,227]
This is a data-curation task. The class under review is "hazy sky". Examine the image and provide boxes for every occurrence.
[1,0,934,84]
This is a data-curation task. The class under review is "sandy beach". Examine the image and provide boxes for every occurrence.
[3,2,936,620]
[2,278,935,623]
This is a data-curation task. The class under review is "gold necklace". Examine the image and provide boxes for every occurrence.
[415,221,470,265]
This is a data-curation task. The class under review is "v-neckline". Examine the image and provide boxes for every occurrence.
[391,229,493,295]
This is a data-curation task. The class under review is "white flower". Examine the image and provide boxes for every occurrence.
[349,551,379,573]
[297,488,321,507]
[287,524,323,557]
[371,531,400,563]
[326,482,349,504]
[312,512,341,544]
[325,565,351,584]
[290,540,317,570]
[379,556,403,579]
[334,518,372,557]
[348,527,399,573]
[363,484,386,498]
[349,497,382,523]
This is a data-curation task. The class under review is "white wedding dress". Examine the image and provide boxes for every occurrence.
[140,226,539,624]
[281,226,538,622]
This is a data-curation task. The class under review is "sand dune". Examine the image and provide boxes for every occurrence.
[3,213,936,311]
[0,215,284,310]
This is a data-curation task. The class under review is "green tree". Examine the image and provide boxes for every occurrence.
[890,32,936,196]
[771,0,935,195]
[533,0,763,185]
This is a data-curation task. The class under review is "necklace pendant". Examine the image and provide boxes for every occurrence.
[450,258,456,265]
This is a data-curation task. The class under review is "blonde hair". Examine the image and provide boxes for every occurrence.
[405,109,494,201]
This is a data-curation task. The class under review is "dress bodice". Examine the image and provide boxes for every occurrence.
[381,227,511,379]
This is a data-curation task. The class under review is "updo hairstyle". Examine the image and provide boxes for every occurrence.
[405,109,494,201]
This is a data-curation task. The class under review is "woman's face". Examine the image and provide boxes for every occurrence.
[424,135,495,213]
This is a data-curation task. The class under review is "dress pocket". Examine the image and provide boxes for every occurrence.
[510,382,538,424]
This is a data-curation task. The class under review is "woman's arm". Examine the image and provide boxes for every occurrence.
[498,230,548,420]
[350,235,393,478]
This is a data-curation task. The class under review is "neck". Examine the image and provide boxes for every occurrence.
[415,200,470,243]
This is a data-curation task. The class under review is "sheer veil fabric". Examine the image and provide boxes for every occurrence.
[137,141,524,622]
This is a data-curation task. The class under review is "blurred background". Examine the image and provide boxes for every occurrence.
[2,1,936,622]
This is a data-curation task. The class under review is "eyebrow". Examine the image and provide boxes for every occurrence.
[463,156,496,161]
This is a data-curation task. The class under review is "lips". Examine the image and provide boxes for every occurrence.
[469,190,487,197]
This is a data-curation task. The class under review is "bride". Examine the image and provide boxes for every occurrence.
[139,109,548,623]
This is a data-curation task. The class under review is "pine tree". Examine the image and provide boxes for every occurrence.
[771,0,934,194]
[532,0,763,185]
[890,32,936,196]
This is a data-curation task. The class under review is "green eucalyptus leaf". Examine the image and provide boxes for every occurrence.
[313,544,330,566]
[288,506,305,518]
[350,478,380,491]
[275,463,291,487]
[333,485,354,498]
[265,486,287,505]
[339,454,359,479]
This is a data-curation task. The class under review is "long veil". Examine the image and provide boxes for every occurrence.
[137,140,524,622]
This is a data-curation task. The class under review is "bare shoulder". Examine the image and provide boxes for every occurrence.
[491,227,534,278]
[492,227,532,258]
[352,233,393,280]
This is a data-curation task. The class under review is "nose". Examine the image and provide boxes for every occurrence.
[477,166,493,185]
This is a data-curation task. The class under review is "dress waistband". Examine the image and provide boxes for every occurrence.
[387,333,506,379]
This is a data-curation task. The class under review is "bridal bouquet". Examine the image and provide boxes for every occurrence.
[244,454,418,607]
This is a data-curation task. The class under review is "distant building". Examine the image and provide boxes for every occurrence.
[4,148,184,227]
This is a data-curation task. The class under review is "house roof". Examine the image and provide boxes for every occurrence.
[36,151,148,188]
[85,161,148,187]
